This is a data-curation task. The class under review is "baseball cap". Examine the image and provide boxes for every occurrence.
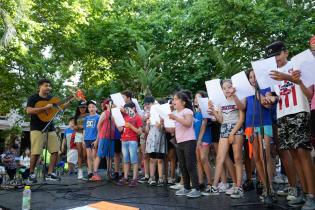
[265,41,287,58]
[78,100,87,107]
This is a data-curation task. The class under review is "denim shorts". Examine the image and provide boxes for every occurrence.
[121,141,138,164]
[97,138,115,158]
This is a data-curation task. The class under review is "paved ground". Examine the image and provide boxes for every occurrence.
[0,174,293,210]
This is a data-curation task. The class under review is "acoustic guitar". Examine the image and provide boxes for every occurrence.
[35,90,85,122]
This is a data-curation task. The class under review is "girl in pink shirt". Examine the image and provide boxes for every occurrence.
[168,91,201,198]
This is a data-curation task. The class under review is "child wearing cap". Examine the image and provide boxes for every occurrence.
[74,100,89,180]
[116,101,143,187]
[83,100,100,180]
[268,41,315,209]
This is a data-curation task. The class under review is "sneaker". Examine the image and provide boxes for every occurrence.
[256,181,263,195]
[45,173,61,181]
[91,174,102,181]
[209,186,220,195]
[167,178,176,185]
[156,178,164,187]
[225,184,236,195]
[242,180,254,192]
[128,179,138,187]
[302,195,315,210]
[286,187,298,201]
[78,169,84,180]
[138,176,149,183]
[113,172,119,181]
[87,173,93,180]
[175,189,190,196]
[218,182,229,193]
[170,183,183,190]
[289,193,306,207]
[117,178,128,186]
[186,189,202,198]
[273,175,288,184]
[148,177,157,186]
[277,186,290,196]
[201,185,211,196]
[27,173,37,184]
[231,187,244,199]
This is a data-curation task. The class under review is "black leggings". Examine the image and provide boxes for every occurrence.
[6,168,16,180]
[177,140,199,190]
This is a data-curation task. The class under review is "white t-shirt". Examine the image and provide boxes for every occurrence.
[220,99,240,124]
[274,61,310,119]
[20,156,30,168]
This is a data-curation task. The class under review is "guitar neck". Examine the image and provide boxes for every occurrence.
[57,95,74,105]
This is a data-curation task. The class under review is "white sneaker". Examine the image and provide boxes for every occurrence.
[225,184,236,195]
[287,187,298,201]
[186,189,202,198]
[175,189,190,196]
[170,183,183,190]
[230,187,244,199]
[273,175,288,184]
[302,195,315,210]
[78,169,83,180]
[218,182,229,193]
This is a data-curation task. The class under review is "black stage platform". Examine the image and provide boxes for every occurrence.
[0,175,292,210]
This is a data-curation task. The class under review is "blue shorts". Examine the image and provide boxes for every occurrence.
[121,141,138,164]
[85,140,95,149]
[254,125,273,138]
[97,138,115,158]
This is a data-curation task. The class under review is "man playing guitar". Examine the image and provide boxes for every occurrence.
[26,79,69,183]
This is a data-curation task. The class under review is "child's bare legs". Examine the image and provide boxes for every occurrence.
[86,148,94,174]
[150,158,157,178]
[213,138,230,187]
[232,135,243,188]
[167,148,176,180]
[214,142,228,183]
[93,156,101,174]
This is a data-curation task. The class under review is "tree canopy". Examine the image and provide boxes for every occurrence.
[1,0,314,119]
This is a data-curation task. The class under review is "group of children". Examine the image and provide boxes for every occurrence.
[25,37,315,210]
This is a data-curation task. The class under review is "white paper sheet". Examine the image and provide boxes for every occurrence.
[131,98,143,116]
[156,103,175,128]
[205,79,227,106]
[111,107,125,127]
[163,118,175,128]
[197,97,212,119]
[149,104,161,125]
[291,49,315,70]
[251,56,279,89]
[231,71,255,100]
[300,60,315,87]
[110,93,126,108]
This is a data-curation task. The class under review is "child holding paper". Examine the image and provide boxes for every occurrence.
[116,102,143,187]
[208,79,245,199]
[193,91,213,195]
[92,99,116,181]
[168,91,201,198]
[268,41,315,209]
[232,69,276,200]
[144,96,166,186]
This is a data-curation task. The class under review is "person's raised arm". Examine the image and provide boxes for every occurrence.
[169,112,193,128]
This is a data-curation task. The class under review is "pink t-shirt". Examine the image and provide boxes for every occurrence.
[311,85,315,110]
[175,108,196,143]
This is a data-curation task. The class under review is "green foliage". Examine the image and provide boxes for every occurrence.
[0,0,314,120]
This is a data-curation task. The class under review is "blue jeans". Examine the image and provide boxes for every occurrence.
[121,141,138,164]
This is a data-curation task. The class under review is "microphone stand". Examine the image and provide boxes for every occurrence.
[231,85,288,209]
